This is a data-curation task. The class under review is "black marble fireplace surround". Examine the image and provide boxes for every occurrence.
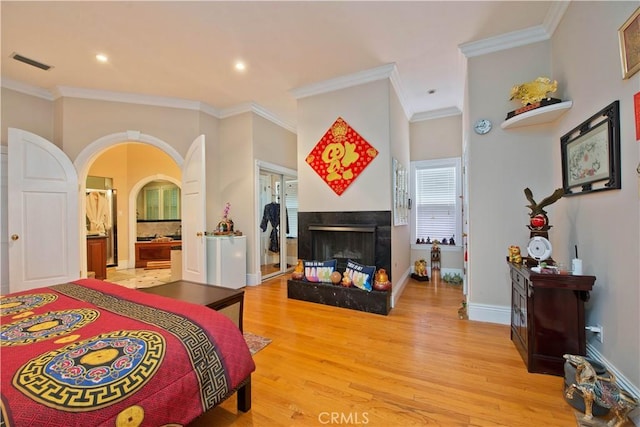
[297,210,392,279]
[291,211,392,315]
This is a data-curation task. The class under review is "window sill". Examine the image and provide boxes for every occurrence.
[411,244,462,252]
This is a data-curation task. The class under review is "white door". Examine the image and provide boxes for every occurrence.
[181,135,206,283]
[8,128,79,293]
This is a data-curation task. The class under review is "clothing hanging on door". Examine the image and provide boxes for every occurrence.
[86,191,111,234]
[260,202,289,253]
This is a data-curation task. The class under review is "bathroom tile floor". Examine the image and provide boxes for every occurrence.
[106,267,172,289]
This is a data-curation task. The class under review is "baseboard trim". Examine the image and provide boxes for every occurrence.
[247,273,261,286]
[467,302,510,325]
[391,268,410,309]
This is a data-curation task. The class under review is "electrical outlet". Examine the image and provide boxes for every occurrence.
[596,324,604,343]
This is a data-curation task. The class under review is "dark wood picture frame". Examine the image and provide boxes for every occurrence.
[561,100,621,196]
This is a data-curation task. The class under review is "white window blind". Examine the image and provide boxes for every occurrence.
[144,188,160,220]
[162,187,180,220]
[412,158,461,244]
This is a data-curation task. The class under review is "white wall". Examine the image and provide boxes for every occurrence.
[297,79,392,213]
[410,114,462,161]
[466,41,554,315]
[464,1,639,395]
[550,0,639,393]
[390,81,411,295]
[409,115,464,273]
[1,88,55,146]
[56,97,201,161]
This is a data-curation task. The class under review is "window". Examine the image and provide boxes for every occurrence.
[138,180,181,220]
[411,157,462,245]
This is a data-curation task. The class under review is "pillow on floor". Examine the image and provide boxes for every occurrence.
[344,259,375,291]
[303,259,337,283]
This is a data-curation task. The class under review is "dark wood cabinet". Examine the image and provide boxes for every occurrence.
[135,241,180,268]
[509,263,595,376]
[87,235,107,280]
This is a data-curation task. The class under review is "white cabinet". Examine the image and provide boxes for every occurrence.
[206,236,246,289]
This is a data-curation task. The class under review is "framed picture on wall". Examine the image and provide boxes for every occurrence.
[561,101,621,196]
[393,158,409,225]
[619,6,640,79]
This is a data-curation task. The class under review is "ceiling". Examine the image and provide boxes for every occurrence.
[1,1,564,131]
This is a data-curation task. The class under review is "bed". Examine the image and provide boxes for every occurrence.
[0,278,256,427]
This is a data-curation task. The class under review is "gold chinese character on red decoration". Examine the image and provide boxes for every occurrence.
[306,117,378,195]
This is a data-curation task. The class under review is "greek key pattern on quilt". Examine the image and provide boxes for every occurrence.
[52,283,229,409]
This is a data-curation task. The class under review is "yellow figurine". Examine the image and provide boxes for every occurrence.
[414,259,428,277]
[510,77,558,106]
[508,246,523,264]
[291,259,304,280]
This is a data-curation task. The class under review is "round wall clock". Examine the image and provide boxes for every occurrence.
[473,119,492,135]
[527,236,552,261]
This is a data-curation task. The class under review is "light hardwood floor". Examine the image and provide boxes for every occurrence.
[193,275,578,427]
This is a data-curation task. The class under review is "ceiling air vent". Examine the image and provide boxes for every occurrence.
[11,53,53,71]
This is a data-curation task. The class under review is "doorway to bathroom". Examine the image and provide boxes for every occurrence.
[258,164,297,281]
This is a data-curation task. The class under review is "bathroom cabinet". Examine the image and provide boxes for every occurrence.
[87,235,107,280]
[135,240,181,268]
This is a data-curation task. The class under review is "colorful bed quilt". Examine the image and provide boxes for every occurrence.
[0,279,255,427]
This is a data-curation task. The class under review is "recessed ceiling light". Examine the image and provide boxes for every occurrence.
[96,54,108,63]
[234,61,246,72]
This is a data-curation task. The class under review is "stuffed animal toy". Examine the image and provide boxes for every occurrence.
[509,246,523,264]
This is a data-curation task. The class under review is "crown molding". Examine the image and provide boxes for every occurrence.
[290,63,397,100]
[459,1,569,58]
[411,106,462,123]
[53,86,212,112]
[1,79,297,131]
[290,62,413,122]
[389,65,412,121]
[219,102,296,133]
[1,78,55,101]
[543,1,570,36]
[459,25,549,58]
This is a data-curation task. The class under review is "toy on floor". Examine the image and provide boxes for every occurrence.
[564,354,638,427]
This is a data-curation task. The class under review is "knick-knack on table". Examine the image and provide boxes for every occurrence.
[216,202,234,234]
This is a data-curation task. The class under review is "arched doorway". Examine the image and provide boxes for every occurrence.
[74,132,184,281]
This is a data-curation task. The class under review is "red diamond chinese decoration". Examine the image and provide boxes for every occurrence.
[306,117,378,195]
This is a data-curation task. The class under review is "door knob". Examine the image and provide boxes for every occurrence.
[11,234,19,241]
[196,232,203,237]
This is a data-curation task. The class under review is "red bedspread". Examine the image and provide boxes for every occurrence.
[0,279,255,427]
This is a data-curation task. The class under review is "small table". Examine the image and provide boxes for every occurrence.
[140,280,244,331]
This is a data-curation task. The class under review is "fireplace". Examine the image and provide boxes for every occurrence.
[290,210,392,315]
[298,211,391,280]
[309,225,376,272]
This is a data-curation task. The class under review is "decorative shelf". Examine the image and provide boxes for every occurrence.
[501,101,572,129]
